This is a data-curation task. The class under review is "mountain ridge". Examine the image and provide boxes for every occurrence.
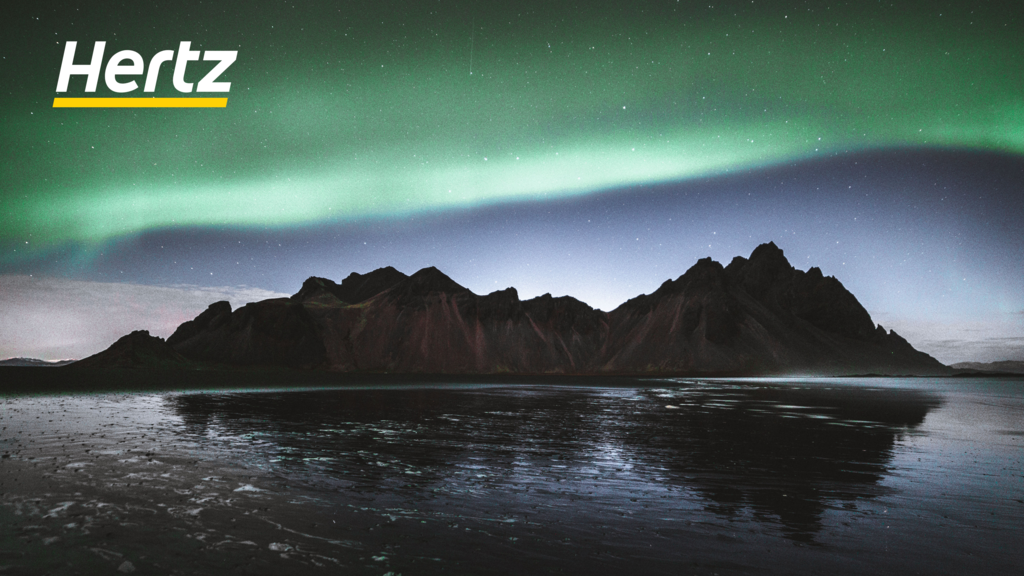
[0,358,77,367]
[949,360,1024,374]
[74,243,950,376]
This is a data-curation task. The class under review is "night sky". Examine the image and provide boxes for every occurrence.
[1,0,1021,363]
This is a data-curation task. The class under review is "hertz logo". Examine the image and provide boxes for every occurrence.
[54,41,237,108]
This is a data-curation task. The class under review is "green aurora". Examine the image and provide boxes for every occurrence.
[2,1,1021,250]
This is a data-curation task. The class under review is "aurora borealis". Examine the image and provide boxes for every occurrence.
[1,0,1022,363]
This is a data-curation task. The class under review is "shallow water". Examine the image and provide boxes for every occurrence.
[1,378,1021,574]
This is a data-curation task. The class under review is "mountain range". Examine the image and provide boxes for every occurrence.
[74,242,949,376]
[948,360,1024,374]
[0,358,76,367]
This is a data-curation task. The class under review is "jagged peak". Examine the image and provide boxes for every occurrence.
[748,241,790,266]
[339,267,409,294]
[389,266,469,297]
[341,266,406,284]
[80,241,951,375]
[523,292,601,321]
[689,256,724,270]
[677,256,726,285]
[119,329,162,342]
[524,292,593,306]
[612,257,727,313]
[292,277,344,304]
[484,286,519,300]
[294,266,409,304]
[732,242,796,292]
[725,255,747,270]
[299,276,338,288]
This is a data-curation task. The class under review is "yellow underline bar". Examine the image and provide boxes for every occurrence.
[53,97,228,108]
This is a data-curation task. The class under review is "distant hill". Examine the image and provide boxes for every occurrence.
[71,330,193,369]
[950,360,1024,374]
[0,357,76,367]
[77,243,950,376]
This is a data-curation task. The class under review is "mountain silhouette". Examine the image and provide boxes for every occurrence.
[76,243,948,375]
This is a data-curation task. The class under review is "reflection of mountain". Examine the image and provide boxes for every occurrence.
[172,389,471,491]
[167,382,940,541]
[83,243,948,376]
[624,383,941,541]
[168,388,599,492]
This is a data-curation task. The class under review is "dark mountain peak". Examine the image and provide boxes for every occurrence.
[525,292,558,307]
[337,266,409,304]
[724,255,748,276]
[610,243,889,357]
[120,330,158,343]
[667,256,728,295]
[205,300,232,316]
[473,287,526,322]
[411,265,445,277]
[729,243,796,301]
[347,265,403,279]
[379,266,471,307]
[682,256,725,279]
[626,257,728,310]
[73,330,190,369]
[293,267,408,305]
[406,266,468,294]
[483,286,520,301]
[168,301,232,346]
[340,266,407,295]
[298,276,335,290]
[524,292,596,310]
[292,276,342,303]
[749,241,787,263]
[169,297,327,369]
[523,293,605,334]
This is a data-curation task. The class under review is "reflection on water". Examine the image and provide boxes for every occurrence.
[1,378,1021,575]
[169,382,940,543]
[630,384,939,540]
